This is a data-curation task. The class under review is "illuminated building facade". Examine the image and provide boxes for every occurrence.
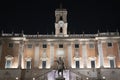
[0,7,120,80]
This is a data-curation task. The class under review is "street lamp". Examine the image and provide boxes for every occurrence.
[86,77,89,80]
[102,76,106,80]
[16,77,18,80]
[33,77,35,80]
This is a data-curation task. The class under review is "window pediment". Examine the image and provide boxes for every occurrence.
[5,55,13,60]
[25,57,32,61]
[74,57,81,60]
[107,56,115,59]
[40,57,48,61]
[88,57,96,60]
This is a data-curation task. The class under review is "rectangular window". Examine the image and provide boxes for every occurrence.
[108,42,112,47]
[26,61,31,69]
[5,60,12,68]
[27,44,32,48]
[91,60,95,68]
[43,44,47,48]
[75,61,79,68]
[8,43,13,48]
[42,61,46,68]
[110,60,114,68]
[75,44,79,48]
[89,44,94,48]
[59,44,63,48]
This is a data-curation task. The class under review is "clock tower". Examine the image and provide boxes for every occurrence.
[55,7,68,37]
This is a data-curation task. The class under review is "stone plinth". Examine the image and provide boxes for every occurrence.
[56,76,65,80]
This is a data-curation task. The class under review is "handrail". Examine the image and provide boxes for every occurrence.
[35,69,52,80]
[69,68,96,80]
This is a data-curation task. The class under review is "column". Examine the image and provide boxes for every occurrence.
[68,44,72,68]
[34,44,40,68]
[50,43,54,68]
[118,42,120,61]
[98,41,104,68]
[18,42,21,68]
[82,42,87,68]
[0,42,2,69]
[0,43,2,61]
[18,41,24,69]
[21,42,24,69]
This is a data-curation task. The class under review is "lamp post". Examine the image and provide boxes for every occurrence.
[33,77,35,80]
[102,76,105,80]
[86,77,89,80]
[16,77,18,80]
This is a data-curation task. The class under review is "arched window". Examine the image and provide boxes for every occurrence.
[60,27,63,33]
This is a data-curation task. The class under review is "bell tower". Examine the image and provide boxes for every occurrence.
[55,5,68,37]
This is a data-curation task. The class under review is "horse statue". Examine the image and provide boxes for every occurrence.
[55,57,65,77]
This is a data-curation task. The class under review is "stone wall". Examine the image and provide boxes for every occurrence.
[0,69,21,80]
[0,68,120,80]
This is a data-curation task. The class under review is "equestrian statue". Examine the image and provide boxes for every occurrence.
[55,57,65,77]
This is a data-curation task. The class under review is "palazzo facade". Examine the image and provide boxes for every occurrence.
[0,7,120,80]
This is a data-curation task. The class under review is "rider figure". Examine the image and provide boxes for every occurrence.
[55,57,65,77]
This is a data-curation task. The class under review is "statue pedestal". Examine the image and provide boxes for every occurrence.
[56,76,65,80]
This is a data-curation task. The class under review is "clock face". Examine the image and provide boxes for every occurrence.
[59,21,64,27]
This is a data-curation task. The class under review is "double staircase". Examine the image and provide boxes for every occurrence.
[30,68,97,80]
[69,68,97,80]
[35,69,52,80]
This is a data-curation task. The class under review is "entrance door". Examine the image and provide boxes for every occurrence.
[91,60,95,68]
[76,61,79,68]
[110,60,114,68]
[42,61,46,68]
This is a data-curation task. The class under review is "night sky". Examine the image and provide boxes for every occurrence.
[0,0,120,34]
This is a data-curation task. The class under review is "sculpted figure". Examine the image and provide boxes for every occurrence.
[55,57,65,77]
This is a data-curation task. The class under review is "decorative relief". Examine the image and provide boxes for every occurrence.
[74,51,79,58]
[42,50,47,58]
